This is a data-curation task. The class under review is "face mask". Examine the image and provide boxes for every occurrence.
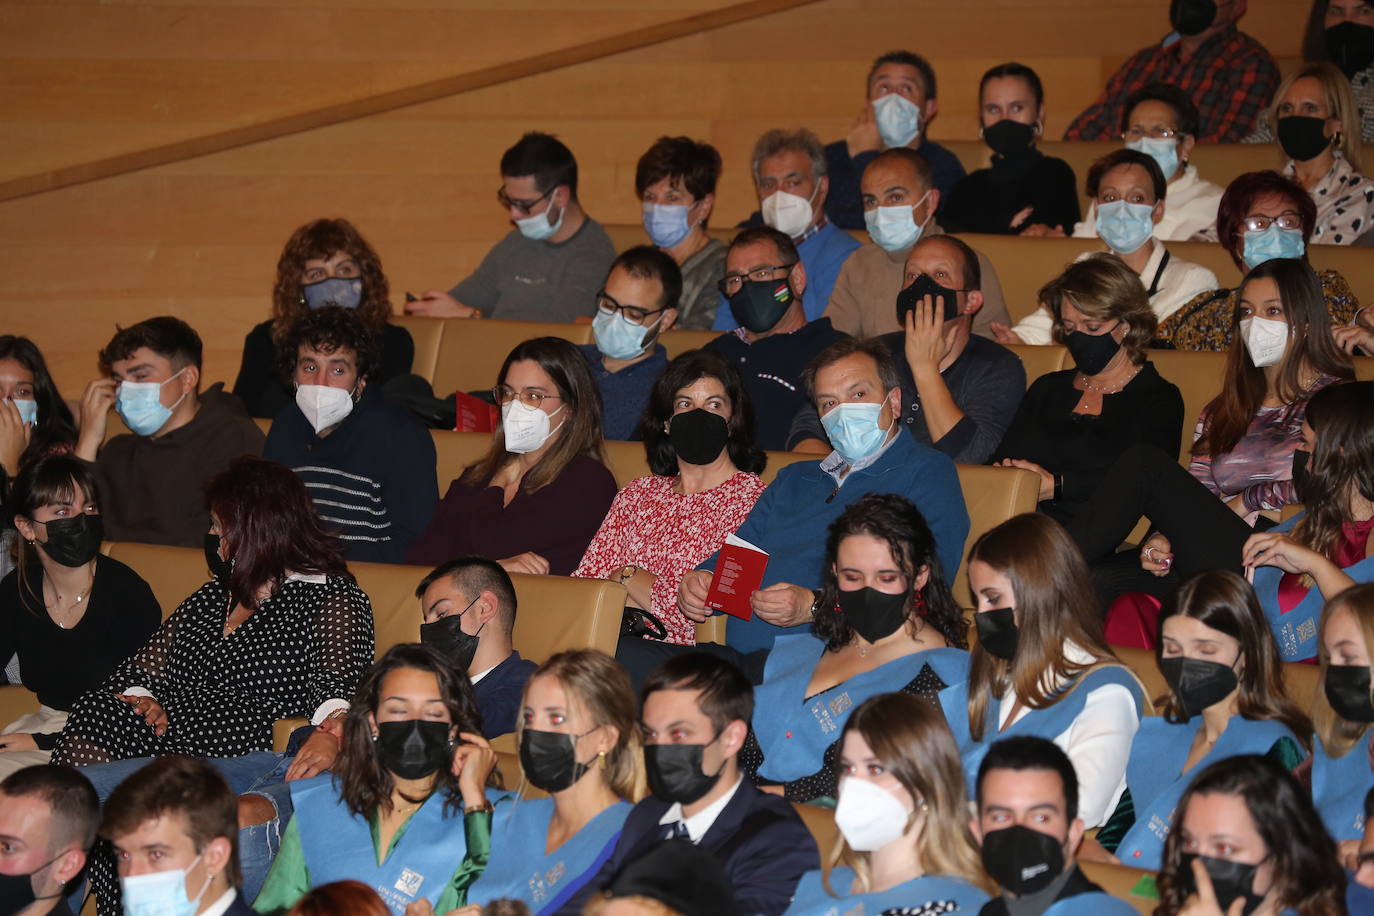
[1277,116,1332,163]
[1325,665,1374,723]
[836,587,910,644]
[520,728,594,793]
[37,513,103,568]
[896,273,963,326]
[11,398,38,427]
[420,596,482,673]
[0,856,63,914]
[1126,136,1181,181]
[1326,22,1374,79]
[296,384,355,434]
[1161,655,1239,719]
[515,200,565,241]
[864,191,932,252]
[1169,0,1217,36]
[976,607,1018,660]
[375,719,453,780]
[982,825,1066,896]
[645,736,723,806]
[593,307,660,362]
[872,93,922,148]
[669,408,730,466]
[1241,224,1305,270]
[820,400,892,464]
[760,188,817,239]
[203,533,233,588]
[1291,449,1312,502]
[116,368,187,437]
[1238,316,1289,369]
[983,119,1036,157]
[1178,854,1266,916]
[1064,327,1121,375]
[642,203,694,250]
[1096,199,1156,255]
[728,278,794,333]
[121,851,212,916]
[302,276,363,310]
[502,399,564,454]
[835,776,913,851]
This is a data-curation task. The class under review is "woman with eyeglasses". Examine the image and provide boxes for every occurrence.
[407,337,618,576]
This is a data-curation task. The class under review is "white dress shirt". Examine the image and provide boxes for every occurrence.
[1072,165,1224,242]
[657,775,744,843]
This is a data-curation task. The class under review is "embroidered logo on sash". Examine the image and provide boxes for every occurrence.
[545,863,566,889]
[394,868,424,897]
[879,900,957,915]
[1148,813,1170,841]
[1278,622,1298,659]
[809,692,852,735]
[528,876,547,904]
[1296,617,1316,647]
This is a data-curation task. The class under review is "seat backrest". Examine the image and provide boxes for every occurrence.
[430,320,593,397]
[390,315,447,385]
[432,430,496,484]
[761,449,815,486]
[601,440,652,487]
[1076,860,1156,915]
[1144,349,1225,463]
[660,329,722,360]
[951,466,1041,607]
[103,543,209,620]
[792,802,838,875]
[1355,356,1374,382]
[1113,644,1167,709]
[1005,343,1068,386]
[1282,660,1320,714]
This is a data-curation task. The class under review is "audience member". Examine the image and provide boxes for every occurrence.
[285,880,389,916]
[1346,786,1374,912]
[703,228,848,451]
[593,654,817,916]
[588,839,735,916]
[822,50,967,229]
[467,650,640,915]
[0,457,160,778]
[782,693,992,915]
[713,130,859,330]
[992,255,1184,526]
[635,137,726,329]
[233,218,414,419]
[575,350,766,647]
[264,306,437,563]
[1064,0,1280,143]
[0,336,76,486]
[742,494,969,803]
[1298,0,1374,141]
[0,765,98,916]
[1156,170,1362,350]
[940,513,1147,830]
[407,132,615,321]
[823,148,1011,340]
[407,337,619,576]
[1312,582,1374,844]
[74,316,265,548]
[790,235,1024,464]
[578,247,680,441]
[973,737,1138,916]
[942,63,1080,236]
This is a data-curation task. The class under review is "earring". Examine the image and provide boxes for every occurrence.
[370,732,378,742]
[598,750,607,770]
[1334,131,1344,149]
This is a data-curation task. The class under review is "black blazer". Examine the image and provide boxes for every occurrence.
[225,891,258,916]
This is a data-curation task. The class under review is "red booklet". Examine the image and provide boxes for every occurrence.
[454,391,500,433]
[705,534,769,620]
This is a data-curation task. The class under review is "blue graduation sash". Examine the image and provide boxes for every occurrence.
[1043,891,1142,915]
[466,796,630,915]
[1115,716,1298,871]
[754,636,969,782]
[781,867,989,915]
[1313,731,1374,842]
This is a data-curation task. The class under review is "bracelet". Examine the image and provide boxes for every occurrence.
[466,799,493,814]
[1052,473,1064,503]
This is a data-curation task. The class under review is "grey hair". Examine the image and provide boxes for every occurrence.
[750,128,827,183]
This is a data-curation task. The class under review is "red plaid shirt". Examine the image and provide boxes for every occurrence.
[1064,25,1280,143]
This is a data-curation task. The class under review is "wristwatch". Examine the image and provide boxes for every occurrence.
[617,565,639,584]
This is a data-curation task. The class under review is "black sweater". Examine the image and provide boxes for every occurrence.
[941,147,1081,235]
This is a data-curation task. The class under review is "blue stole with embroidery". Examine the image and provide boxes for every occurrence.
[938,665,1145,796]
[1313,731,1374,842]
[753,636,969,782]
[1043,891,1142,915]
[466,796,629,915]
[1116,716,1298,871]
[781,867,989,915]
[290,774,468,915]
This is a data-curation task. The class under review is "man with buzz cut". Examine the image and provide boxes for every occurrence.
[0,765,99,916]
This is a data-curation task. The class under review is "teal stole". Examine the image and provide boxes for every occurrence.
[1313,731,1374,841]
[1044,891,1142,915]
[781,868,989,915]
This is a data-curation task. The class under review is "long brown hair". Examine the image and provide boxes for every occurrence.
[9,455,100,614]
[1194,259,1353,459]
[1314,582,1374,757]
[1291,381,1374,563]
[270,218,392,340]
[461,337,606,495]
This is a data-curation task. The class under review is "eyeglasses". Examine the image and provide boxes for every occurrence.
[1242,213,1303,233]
[717,263,797,297]
[492,385,562,408]
[1121,126,1179,141]
[497,186,554,216]
[596,291,665,326]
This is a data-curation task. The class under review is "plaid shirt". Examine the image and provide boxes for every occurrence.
[1065,25,1280,143]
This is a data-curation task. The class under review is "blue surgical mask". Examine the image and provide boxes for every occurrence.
[1095,199,1156,254]
[116,368,187,437]
[121,851,210,916]
[11,399,37,426]
[1242,224,1305,269]
[1125,136,1181,181]
[872,93,921,148]
[592,308,660,361]
[301,276,362,310]
[863,191,931,252]
[642,203,693,249]
[515,200,565,241]
[820,400,892,463]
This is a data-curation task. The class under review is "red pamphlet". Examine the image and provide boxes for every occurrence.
[454,391,500,433]
[705,534,769,620]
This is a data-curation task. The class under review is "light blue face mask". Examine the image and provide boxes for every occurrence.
[820,399,892,464]
[515,199,565,241]
[592,307,660,361]
[642,203,693,249]
[121,851,210,916]
[1125,136,1181,181]
[11,398,37,426]
[1242,224,1305,269]
[863,191,931,252]
[301,276,363,310]
[116,368,187,437]
[1095,199,1156,254]
[872,93,922,148]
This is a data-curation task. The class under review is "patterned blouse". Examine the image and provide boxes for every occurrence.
[1153,269,1360,352]
[1284,153,1374,245]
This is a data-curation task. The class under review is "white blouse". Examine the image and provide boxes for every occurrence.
[1072,165,1224,242]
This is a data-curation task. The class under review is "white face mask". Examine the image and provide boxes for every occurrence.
[1239,315,1289,368]
[501,399,565,454]
[121,851,211,916]
[760,185,818,238]
[833,775,914,852]
[295,384,355,434]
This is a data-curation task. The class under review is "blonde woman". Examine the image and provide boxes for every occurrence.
[1312,581,1374,846]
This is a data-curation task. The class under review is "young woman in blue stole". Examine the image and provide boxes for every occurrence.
[937,514,1148,845]
[782,692,992,915]
[1312,582,1374,846]
[743,493,970,803]
[466,649,639,915]
[1096,569,1311,871]
[1154,755,1346,916]
[254,644,500,915]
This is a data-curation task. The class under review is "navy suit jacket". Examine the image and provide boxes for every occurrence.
[593,779,819,916]
[473,650,537,739]
[226,891,257,916]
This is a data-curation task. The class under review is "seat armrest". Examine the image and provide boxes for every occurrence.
[273,717,310,753]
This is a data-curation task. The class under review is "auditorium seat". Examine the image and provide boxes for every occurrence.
[1113,643,1321,717]
[1145,349,1225,463]
[389,315,447,384]
[792,802,838,872]
[660,328,722,359]
[1077,860,1157,914]
[952,466,1042,608]
[430,319,593,398]
[1006,343,1069,385]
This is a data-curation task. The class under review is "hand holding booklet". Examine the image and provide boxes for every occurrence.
[705,534,769,620]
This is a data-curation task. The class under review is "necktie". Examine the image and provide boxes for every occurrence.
[663,820,690,841]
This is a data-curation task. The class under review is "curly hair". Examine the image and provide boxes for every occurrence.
[271,219,392,342]
[639,349,765,478]
[275,305,381,386]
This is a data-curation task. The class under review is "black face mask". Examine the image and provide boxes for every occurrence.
[1325,664,1374,723]
[36,513,103,568]
[420,597,482,673]
[1178,854,1266,916]
[520,728,594,793]
[729,278,794,333]
[1277,116,1332,163]
[836,587,911,644]
[1291,449,1312,502]
[204,533,233,587]
[375,719,453,780]
[0,871,39,915]
[1160,655,1239,720]
[645,737,724,806]
[896,273,964,326]
[1170,0,1217,36]
[1326,22,1374,80]
[669,408,730,466]
[976,607,1019,660]
[1064,328,1121,375]
[983,119,1036,157]
[981,824,1066,896]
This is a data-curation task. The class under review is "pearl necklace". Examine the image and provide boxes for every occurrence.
[1075,363,1141,394]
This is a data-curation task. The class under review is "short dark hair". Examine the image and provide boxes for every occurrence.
[1119,81,1201,139]
[979,62,1044,109]
[101,756,241,888]
[867,50,938,100]
[610,245,683,312]
[802,337,901,403]
[1,765,100,852]
[276,305,381,385]
[1216,171,1318,270]
[640,349,766,477]
[99,316,203,373]
[916,235,981,291]
[641,652,753,736]
[728,226,799,266]
[869,147,934,192]
[415,556,518,637]
[634,136,722,204]
[976,736,1079,822]
[1086,148,1168,202]
[500,131,578,198]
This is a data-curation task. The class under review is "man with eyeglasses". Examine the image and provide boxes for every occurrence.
[406,131,616,322]
[578,246,682,440]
